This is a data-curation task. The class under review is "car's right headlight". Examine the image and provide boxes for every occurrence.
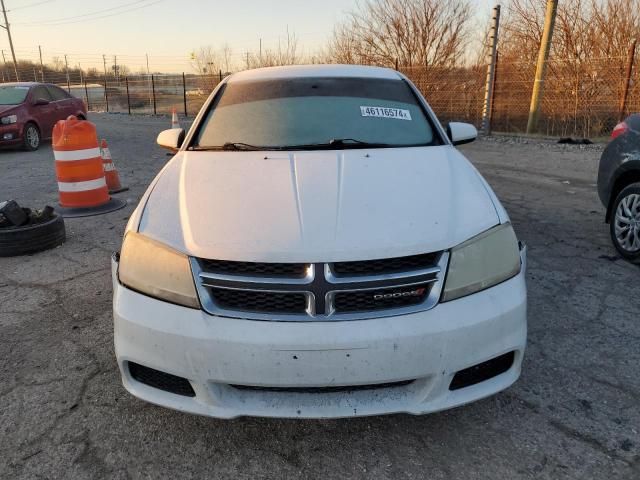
[1,114,17,124]
[118,231,200,308]
[442,223,521,302]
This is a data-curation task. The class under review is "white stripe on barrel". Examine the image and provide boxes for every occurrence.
[54,147,101,162]
[57,177,107,192]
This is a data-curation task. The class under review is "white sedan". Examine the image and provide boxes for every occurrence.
[112,64,527,419]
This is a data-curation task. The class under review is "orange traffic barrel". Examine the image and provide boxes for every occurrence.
[52,116,125,217]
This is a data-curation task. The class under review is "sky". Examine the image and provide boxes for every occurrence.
[3,0,494,73]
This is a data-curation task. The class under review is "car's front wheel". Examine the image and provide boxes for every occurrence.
[611,182,640,263]
[23,123,40,151]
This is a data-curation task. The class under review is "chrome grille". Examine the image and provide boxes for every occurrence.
[191,252,448,322]
[332,252,441,276]
[201,259,307,278]
[209,287,307,314]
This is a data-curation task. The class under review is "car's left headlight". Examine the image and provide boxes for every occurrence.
[1,114,17,124]
[442,223,521,302]
[118,231,200,308]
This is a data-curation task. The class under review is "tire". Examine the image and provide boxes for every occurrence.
[23,122,40,151]
[610,182,640,264]
[0,214,65,257]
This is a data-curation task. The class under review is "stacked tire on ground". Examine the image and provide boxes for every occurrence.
[0,201,65,257]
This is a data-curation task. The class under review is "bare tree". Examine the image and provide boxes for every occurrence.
[50,56,64,72]
[327,0,473,67]
[190,46,224,75]
[500,0,640,61]
[249,29,300,68]
[497,0,640,136]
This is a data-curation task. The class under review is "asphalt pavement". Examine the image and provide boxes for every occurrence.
[0,114,638,479]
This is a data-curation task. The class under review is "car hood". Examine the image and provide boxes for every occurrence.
[138,146,501,262]
[0,105,19,115]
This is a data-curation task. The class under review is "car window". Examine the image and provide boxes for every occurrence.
[195,77,440,150]
[30,86,53,102]
[0,85,31,105]
[46,85,71,101]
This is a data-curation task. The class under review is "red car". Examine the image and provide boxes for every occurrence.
[0,82,87,151]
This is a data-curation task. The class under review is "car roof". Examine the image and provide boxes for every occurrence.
[228,64,402,83]
[0,82,52,88]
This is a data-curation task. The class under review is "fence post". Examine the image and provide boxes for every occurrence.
[219,69,223,83]
[619,40,637,122]
[125,76,131,115]
[151,74,157,115]
[182,72,187,117]
[488,51,499,135]
[104,73,109,113]
[84,79,90,111]
[481,5,500,135]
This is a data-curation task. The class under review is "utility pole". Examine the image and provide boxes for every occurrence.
[526,0,558,134]
[481,5,501,135]
[102,54,109,112]
[245,51,250,69]
[0,0,19,81]
[1,49,7,82]
[259,38,262,65]
[146,53,153,113]
[619,40,637,122]
[38,45,44,81]
[64,54,70,91]
[113,54,118,86]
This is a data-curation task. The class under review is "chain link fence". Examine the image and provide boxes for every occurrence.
[402,55,639,138]
[2,67,225,117]
[4,55,640,138]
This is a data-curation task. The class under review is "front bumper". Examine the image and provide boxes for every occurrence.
[0,123,22,144]
[112,249,527,419]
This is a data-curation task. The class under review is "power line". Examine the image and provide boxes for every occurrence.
[9,0,56,11]
[15,0,161,26]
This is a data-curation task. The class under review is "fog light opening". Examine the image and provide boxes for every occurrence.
[128,362,195,397]
[449,351,515,391]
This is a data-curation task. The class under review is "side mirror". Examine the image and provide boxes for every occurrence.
[157,128,185,152]
[447,122,478,145]
[33,98,50,106]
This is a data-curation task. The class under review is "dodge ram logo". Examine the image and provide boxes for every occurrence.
[374,288,426,300]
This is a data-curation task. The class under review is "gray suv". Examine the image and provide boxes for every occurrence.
[598,114,640,263]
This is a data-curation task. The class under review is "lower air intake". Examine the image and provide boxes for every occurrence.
[230,380,414,394]
[449,351,515,391]
[128,362,195,397]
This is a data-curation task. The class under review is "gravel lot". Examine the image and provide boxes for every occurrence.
[1,114,638,479]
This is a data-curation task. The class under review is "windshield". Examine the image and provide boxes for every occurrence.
[0,85,29,105]
[194,77,440,150]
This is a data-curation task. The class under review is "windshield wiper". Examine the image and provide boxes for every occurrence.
[276,139,394,150]
[190,142,267,151]
[190,139,418,152]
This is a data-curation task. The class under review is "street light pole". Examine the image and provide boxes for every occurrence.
[0,0,19,81]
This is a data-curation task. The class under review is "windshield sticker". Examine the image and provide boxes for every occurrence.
[360,106,412,121]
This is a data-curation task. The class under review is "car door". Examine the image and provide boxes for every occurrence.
[28,86,56,138]
[45,85,77,120]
